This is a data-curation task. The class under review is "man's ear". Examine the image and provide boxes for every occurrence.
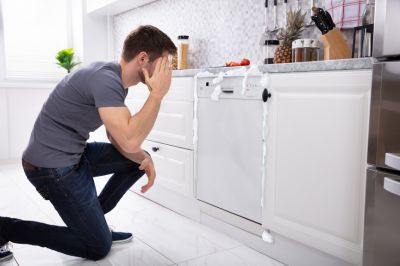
[137,52,149,65]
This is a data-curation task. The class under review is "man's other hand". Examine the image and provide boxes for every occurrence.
[139,156,156,193]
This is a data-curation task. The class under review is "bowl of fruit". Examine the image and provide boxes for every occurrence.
[225,58,250,67]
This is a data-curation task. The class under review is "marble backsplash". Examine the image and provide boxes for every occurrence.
[113,0,355,68]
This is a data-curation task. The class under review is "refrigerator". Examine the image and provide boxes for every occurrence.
[363,1,400,266]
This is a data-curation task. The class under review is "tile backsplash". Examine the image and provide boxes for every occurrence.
[113,0,353,68]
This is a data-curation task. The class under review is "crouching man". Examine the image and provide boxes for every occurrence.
[0,25,176,261]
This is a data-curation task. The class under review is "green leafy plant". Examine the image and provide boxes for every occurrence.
[55,48,80,73]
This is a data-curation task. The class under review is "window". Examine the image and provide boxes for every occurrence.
[0,0,72,81]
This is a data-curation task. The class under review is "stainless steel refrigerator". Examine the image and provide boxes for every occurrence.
[363,1,400,265]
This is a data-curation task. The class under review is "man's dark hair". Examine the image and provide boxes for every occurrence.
[122,25,177,62]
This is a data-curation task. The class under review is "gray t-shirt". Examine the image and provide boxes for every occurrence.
[23,61,128,168]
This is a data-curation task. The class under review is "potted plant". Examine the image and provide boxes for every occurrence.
[55,48,80,73]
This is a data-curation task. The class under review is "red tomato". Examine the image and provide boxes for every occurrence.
[240,58,250,66]
[225,61,243,67]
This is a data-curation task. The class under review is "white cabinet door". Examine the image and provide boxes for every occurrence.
[263,70,372,265]
[125,98,194,150]
[130,140,198,220]
[139,140,194,197]
[125,77,194,149]
[126,77,194,102]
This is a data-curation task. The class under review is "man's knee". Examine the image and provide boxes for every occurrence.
[84,235,112,261]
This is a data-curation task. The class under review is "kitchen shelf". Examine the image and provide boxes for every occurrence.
[86,0,158,16]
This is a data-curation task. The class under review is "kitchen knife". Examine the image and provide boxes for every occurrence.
[311,15,328,34]
[324,10,336,29]
[312,7,331,32]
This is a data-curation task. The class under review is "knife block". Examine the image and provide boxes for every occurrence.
[320,28,352,60]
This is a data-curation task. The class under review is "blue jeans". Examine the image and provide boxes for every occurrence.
[1,142,146,260]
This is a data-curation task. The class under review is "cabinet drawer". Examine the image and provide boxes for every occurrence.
[125,98,193,149]
[126,77,194,102]
[135,140,194,198]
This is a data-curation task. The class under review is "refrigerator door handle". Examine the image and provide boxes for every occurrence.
[384,177,400,197]
[385,153,400,171]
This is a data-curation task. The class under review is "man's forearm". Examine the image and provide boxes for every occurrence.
[109,132,149,164]
[126,94,161,147]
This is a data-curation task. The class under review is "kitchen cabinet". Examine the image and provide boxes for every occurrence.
[134,140,194,199]
[126,77,198,220]
[125,78,194,150]
[127,98,194,149]
[262,70,372,265]
[126,77,194,102]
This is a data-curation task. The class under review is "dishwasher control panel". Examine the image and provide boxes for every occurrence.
[197,76,264,99]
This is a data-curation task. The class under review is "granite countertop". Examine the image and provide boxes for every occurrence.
[172,58,374,77]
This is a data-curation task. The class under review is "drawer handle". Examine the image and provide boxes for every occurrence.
[152,147,160,152]
[384,177,400,197]
[385,153,400,171]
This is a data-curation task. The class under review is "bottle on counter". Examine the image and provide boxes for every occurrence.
[177,35,189,70]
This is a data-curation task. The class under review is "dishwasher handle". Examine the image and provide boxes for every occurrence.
[221,88,234,93]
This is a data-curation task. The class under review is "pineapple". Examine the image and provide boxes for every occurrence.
[273,9,306,64]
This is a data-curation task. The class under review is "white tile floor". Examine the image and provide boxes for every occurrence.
[0,163,284,266]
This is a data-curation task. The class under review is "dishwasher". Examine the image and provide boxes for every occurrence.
[196,75,269,224]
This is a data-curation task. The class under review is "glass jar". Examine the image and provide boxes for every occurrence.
[303,39,319,62]
[263,40,279,64]
[292,39,319,63]
[177,35,189,70]
[292,39,304,63]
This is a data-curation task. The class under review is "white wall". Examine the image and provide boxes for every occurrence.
[0,86,53,161]
[113,0,356,68]
[0,0,110,162]
[0,88,9,159]
[112,0,328,67]
[81,0,111,63]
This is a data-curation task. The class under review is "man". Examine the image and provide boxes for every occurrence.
[0,25,177,261]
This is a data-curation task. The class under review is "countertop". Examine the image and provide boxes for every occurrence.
[172,58,374,77]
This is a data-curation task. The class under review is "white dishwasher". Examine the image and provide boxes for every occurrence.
[196,75,269,224]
